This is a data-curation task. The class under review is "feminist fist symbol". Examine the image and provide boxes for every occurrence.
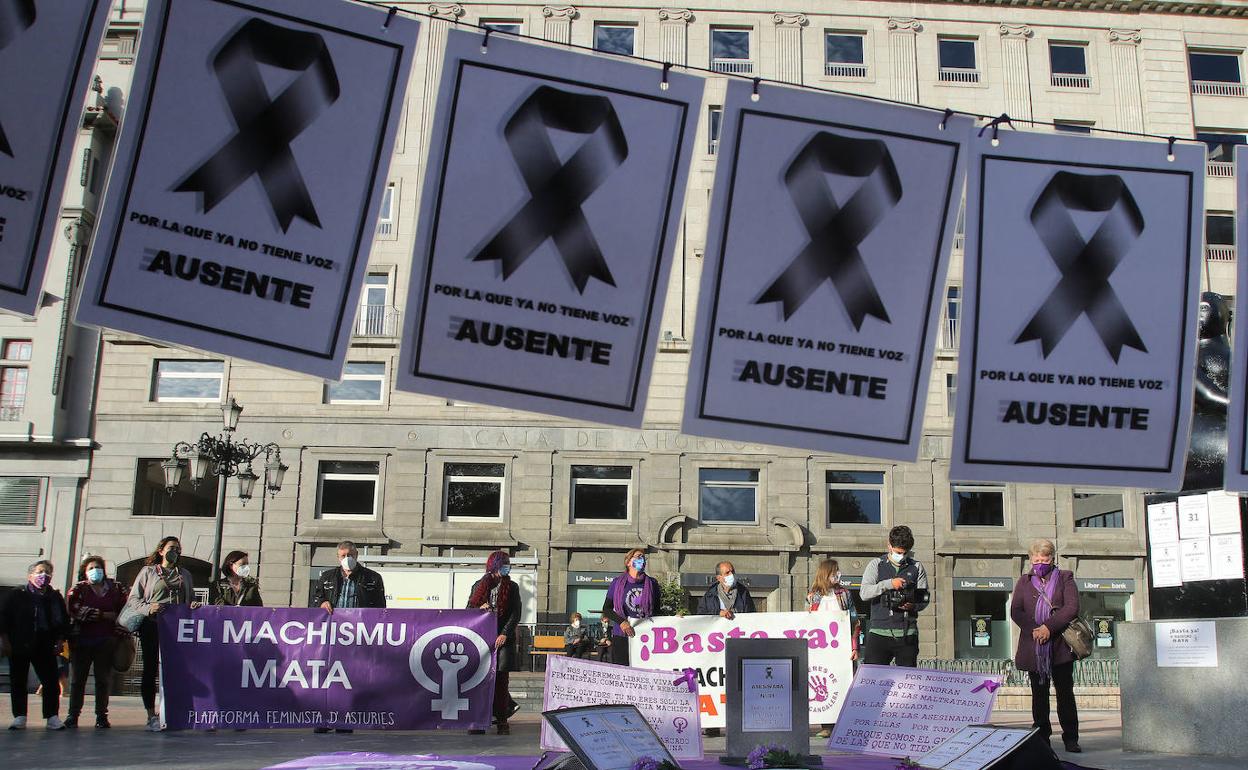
[432,641,471,719]
[809,675,829,703]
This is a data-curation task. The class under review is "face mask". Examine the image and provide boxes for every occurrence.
[830,573,841,586]
[1032,562,1055,578]
[341,556,357,571]
[234,564,251,578]
[31,573,50,589]
[601,620,609,626]
[164,549,180,565]
[722,573,736,588]
[631,558,646,572]
[888,551,905,565]
[572,620,581,628]
[499,565,511,577]
[86,568,105,584]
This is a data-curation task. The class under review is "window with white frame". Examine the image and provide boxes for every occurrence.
[708,106,722,155]
[1197,131,1247,163]
[946,373,957,418]
[1189,50,1243,86]
[1049,42,1090,88]
[151,359,223,402]
[482,20,522,36]
[376,182,395,236]
[594,23,635,56]
[445,463,505,519]
[710,28,752,74]
[133,459,217,517]
[951,484,1005,527]
[571,465,631,521]
[317,461,380,519]
[938,37,979,83]
[325,362,386,404]
[825,32,866,77]
[699,468,759,524]
[1206,212,1236,261]
[357,273,394,337]
[1073,489,1125,529]
[0,477,41,526]
[0,339,31,420]
[943,286,961,349]
[826,471,884,525]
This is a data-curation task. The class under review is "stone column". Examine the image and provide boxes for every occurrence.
[887,17,922,104]
[1108,29,1145,134]
[998,24,1034,122]
[772,13,808,85]
[658,8,693,66]
[415,4,465,162]
[543,6,578,44]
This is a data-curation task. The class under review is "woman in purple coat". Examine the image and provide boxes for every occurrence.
[1010,538,1081,754]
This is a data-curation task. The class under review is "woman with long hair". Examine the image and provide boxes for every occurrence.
[210,550,262,607]
[808,558,860,739]
[125,536,194,732]
[601,548,661,666]
[65,556,127,728]
[466,551,520,735]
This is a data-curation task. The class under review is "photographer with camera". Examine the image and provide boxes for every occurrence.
[859,526,929,667]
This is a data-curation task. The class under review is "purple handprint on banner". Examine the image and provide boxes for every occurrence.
[809,674,829,702]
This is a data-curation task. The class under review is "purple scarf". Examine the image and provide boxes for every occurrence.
[609,572,655,633]
[1031,567,1059,681]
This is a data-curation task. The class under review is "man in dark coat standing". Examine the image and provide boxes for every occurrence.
[696,561,757,618]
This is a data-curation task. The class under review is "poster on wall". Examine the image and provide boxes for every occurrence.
[0,0,111,316]
[952,131,1204,489]
[75,0,417,378]
[1227,147,1248,492]
[970,614,992,648]
[683,82,970,460]
[396,29,703,427]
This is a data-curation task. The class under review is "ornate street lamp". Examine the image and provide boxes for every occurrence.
[163,397,287,570]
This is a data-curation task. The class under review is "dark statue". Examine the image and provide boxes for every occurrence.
[1184,292,1232,491]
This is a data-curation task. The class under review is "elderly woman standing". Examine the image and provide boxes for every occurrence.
[1010,538,1081,754]
[467,551,521,735]
[601,548,661,666]
[1,560,70,730]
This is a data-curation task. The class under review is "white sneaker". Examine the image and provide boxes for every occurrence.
[46,716,65,731]
[145,715,163,732]
[7,716,26,730]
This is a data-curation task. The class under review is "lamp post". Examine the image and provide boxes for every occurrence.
[161,397,287,571]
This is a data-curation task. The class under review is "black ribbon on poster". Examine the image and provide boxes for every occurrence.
[471,86,627,294]
[1016,171,1147,363]
[0,0,37,158]
[755,131,900,327]
[173,18,340,233]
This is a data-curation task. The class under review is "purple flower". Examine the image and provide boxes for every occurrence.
[630,757,661,770]
[746,746,768,770]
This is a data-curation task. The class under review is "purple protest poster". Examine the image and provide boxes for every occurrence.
[75,0,417,378]
[952,130,1203,489]
[157,606,496,730]
[396,29,703,427]
[0,0,111,316]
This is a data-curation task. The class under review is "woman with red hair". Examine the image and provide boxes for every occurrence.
[466,551,521,734]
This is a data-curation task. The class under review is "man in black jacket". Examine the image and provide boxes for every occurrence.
[696,561,757,619]
[312,541,386,613]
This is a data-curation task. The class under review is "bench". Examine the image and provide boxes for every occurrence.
[530,635,567,669]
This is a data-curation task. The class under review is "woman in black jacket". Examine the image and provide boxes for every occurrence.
[210,551,263,607]
[1,560,70,730]
[466,551,520,735]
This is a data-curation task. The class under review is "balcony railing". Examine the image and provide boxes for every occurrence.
[354,305,401,337]
[1207,245,1237,262]
[1191,80,1247,96]
[941,316,961,350]
[825,62,867,78]
[0,405,24,421]
[939,67,981,84]
[376,220,393,237]
[708,138,719,156]
[711,59,753,75]
[1051,73,1091,88]
[1208,160,1236,178]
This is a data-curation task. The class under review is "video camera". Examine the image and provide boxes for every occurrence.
[883,579,928,612]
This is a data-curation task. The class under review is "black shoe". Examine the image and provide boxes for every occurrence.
[62,715,78,729]
[313,727,332,734]
[507,701,521,719]
[95,716,111,729]
[1063,740,1082,753]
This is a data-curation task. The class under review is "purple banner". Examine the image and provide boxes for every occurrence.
[264,754,914,770]
[157,606,496,731]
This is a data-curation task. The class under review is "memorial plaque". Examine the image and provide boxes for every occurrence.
[722,638,816,766]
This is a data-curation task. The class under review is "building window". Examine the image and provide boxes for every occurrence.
[481,20,522,36]
[356,273,396,337]
[133,459,217,517]
[376,182,395,236]
[952,484,1005,527]
[708,106,722,155]
[594,23,635,56]
[825,32,866,77]
[953,199,966,251]
[445,463,505,520]
[946,373,957,418]
[943,286,961,350]
[60,356,74,411]
[152,359,224,402]
[1049,42,1090,88]
[1206,213,1236,261]
[325,362,386,404]
[1189,50,1245,95]
[317,461,379,519]
[571,465,632,521]
[1073,489,1125,529]
[710,28,752,74]
[1054,121,1094,134]
[1198,132,1246,177]
[938,38,979,83]
[699,468,759,524]
[826,471,884,525]
[0,477,41,526]
[0,339,31,421]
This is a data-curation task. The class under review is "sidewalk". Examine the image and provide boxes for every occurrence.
[0,698,1239,769]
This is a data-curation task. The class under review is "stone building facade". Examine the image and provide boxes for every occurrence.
[53,0,1248,661]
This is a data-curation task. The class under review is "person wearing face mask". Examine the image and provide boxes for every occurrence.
[593,614,613,657]
[65,556,128,728]
[807,559,859,739]
[125,536,195,731]
[563,612,592,658]
[696,561,757,619]
[601,548,661,666]
[466,551,521,735]
[859,526,929,668]
[1,560,70,730]
[211,551,263,607]
[1011,539,1081,754]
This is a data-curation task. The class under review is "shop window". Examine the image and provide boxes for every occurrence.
[952,484,1005,527]
[444,462,505,520]
[1074,489,1125,529]
[699,468,759,524]
[571,465,631,521]
[826,471,884,525]
[953,591,1010,659]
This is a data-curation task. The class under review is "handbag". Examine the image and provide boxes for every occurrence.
[112,634,136,673]
[116,601,147,634]
[1036,585,1094,661]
